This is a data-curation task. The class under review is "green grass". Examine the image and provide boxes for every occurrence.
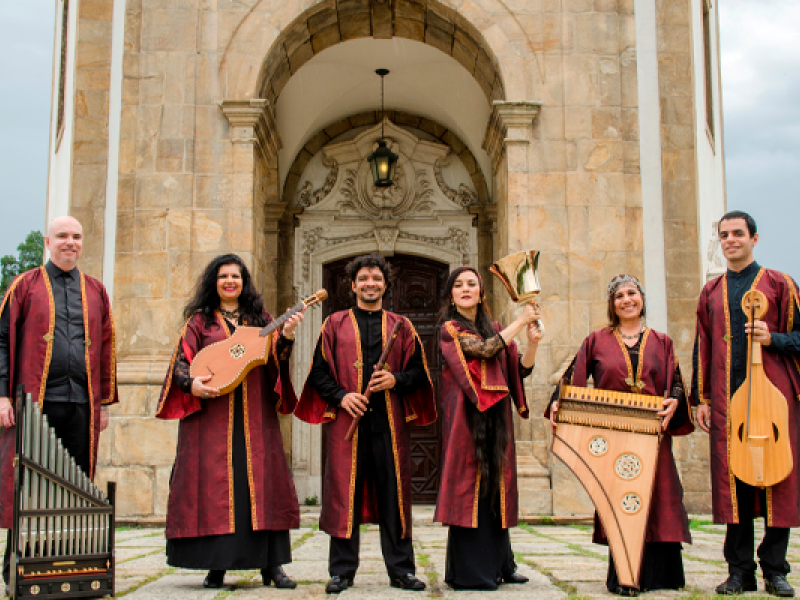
[291,530,315,551]
[569,523,591,532]
[115,567,176,597]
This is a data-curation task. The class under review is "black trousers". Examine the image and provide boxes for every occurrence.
[328,429,415,579]
[724,478,790,578]
[3,402,91,584]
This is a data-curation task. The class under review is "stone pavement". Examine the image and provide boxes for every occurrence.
[2,509,798,599]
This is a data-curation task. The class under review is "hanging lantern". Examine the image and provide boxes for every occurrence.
[367,68,398,188]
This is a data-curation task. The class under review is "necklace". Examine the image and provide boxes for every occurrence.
[618,328,643,340]
[220,307,240,321]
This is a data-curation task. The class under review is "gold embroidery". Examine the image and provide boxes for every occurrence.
[346,310,363,539]
[353,360,363,369]
[155,318,191,417]
[446,321,480,401]
[472,472,481,528]
[480,359,510,393]
[43,333,54,342]
[384,314,407,539]
[216,313,236,533]
[103,303,117,404]
[781,273,800,382]
[242,377,258,529]
[79,273,97,474]
[38,267,56,407]
[612,327,648,393]
[0,275,24,407]
[722,274,737,522]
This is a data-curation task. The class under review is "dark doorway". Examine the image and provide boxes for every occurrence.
[321,254,447,504]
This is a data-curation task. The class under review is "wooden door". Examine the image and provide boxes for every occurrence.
[321,255,447,504]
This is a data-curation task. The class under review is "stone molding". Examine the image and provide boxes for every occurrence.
[483,101,541,173]
[220,99,282,160]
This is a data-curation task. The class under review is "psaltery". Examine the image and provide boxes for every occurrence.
[344,320,404,442]
[190,289,327,395]
[551,383,664,590]
[10,385,116,599]
[729,290,792,487]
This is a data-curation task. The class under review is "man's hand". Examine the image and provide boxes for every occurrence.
[0,397,14,428]
[696,403,711,433]
[745,319,772,346]
[368,370,396,393]
[99,408,110,432]
[341,392,369,418]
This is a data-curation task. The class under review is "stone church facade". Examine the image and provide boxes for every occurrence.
[45,0,726,521]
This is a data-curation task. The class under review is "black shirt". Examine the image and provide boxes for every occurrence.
[0,261,89,402]
[307,307,427,433]
[692,261,800,398]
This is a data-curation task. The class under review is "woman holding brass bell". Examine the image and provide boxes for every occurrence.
[548,274,693,596]
[435,266,543,590]
[156,254,303,590]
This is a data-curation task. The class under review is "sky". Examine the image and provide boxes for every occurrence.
[0,1,796,281]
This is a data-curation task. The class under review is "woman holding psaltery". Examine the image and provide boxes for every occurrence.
[546,274,694,597]
[156,254,304,590]
[435,266,543,590]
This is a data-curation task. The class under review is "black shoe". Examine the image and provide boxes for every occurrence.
[716,572,758,595]
[390,573,426,591]
[326,575,353,594]
[765,574,795,597]
[613,586,639,597]
[502,571,529,584]
[262,566,297,589]
[203,570,226,588]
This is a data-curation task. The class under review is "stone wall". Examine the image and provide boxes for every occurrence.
[80,0,713,519]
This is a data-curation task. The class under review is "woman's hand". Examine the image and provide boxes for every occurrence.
[526,320,545,345]
[191,375,221,399]
[549,400,558,433]
[520,302,540,326]
[658,396,678,432]
[282,307,306,339]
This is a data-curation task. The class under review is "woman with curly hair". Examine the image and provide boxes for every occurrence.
[435,266,543,590]
[156,254,304,589]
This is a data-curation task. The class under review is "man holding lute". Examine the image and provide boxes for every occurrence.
[693,210,800,597]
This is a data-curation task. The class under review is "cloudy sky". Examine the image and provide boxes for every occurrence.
[0,1,796,282]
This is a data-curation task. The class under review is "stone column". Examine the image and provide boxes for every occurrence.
[483,101,551,516]
[220,99,283,293]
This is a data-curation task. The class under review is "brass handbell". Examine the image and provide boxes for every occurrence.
[489,250,541,304]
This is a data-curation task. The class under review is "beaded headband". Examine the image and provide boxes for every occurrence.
[607,273,645,301]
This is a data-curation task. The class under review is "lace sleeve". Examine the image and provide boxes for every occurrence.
[173,343,194,394]
[459,334,506,359]
[519,360,534,379]
[670,363,686,400]
[276,335,294,362]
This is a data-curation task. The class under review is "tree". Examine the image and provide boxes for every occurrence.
[1,231,45,297]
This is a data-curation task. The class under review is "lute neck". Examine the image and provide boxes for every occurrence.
[259,300,305,337]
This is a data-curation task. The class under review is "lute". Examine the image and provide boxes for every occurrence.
[190,289,327,395]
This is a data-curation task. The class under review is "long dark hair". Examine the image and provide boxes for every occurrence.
[437,266,495,339]
[438,265,508,505]
[183,254,267,327]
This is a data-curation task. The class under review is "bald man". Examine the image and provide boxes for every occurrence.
[0,216,118,592]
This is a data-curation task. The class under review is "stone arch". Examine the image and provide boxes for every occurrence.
[222,0,534,103]
[282,109,490,206]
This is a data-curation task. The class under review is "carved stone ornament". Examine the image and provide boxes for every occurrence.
[397,227,470,264]
[434,155,479,207]
[706,220,725,281]
[374,227,400,254]
[337,141,435,220]
[297,156,338,207]
[301,227,374,280]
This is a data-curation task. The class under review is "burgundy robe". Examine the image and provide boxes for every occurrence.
[295,310,436,539]
[435,320,529,530]
[156,312,299,538]
[0,267,118,528]
[694,268,800,527]
[556,327,694,545]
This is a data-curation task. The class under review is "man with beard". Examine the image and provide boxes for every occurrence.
[296,253,436,594]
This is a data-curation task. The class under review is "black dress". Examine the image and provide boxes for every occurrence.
[165,318,292,571]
